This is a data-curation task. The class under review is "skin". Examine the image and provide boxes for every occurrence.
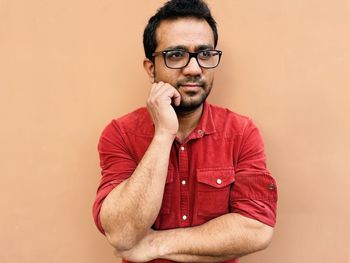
[144,18,216,141]
[100,17,274,262]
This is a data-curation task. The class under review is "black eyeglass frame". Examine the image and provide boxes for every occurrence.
[152,49,223,69]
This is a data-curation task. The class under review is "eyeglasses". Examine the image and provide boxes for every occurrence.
[152,49,222,69]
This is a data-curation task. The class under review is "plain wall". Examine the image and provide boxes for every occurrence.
[1,0,349,262]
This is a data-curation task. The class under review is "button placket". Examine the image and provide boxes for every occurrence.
[178,143,190,226]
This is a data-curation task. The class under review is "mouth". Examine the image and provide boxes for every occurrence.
[178,82,203,89]
[179,84,202,93]
[181,83,201,87]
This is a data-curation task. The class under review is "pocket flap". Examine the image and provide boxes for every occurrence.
[197,167,235,188]
[233,172,277,201]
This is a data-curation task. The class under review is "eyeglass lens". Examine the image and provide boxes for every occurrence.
[164,50,220,69]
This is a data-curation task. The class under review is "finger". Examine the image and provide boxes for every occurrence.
[148,82,167,107]
[149,82,172,104]
[151,81,165,92]
[157,84,181,106]
[150,82,167,98]
[172,88,181,106]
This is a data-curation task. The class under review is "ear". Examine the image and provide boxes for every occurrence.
[143,58,155,84]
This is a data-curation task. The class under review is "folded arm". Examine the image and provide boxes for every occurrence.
[100,133,174,251]
[99,83,181,251]
[117,213,274,262]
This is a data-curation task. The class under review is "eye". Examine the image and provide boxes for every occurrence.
[165,50,186,60]
[203,50,212,56]
[166,50,184,57]
[198,50,214,60]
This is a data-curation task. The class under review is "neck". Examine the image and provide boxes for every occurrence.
[176,104,204,142]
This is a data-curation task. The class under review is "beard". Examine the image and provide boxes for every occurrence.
[172,76,213,114]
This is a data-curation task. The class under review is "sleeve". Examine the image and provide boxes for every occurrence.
[92,120,137,234]
[230,119,278,227]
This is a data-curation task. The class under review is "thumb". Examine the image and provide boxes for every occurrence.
[172,89,181,106]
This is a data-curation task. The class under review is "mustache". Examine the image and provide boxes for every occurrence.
[176,77,205,88]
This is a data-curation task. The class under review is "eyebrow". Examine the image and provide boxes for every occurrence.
[164,44,214,52]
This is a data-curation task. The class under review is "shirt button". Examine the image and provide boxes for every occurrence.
[216,178,222,185]
[268,183,275,190]
[182,215,187,220]
[197,129,203,135]
[180,146,185,151]
[181,180,186,185]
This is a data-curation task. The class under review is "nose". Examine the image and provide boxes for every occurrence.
[182,57,202,76]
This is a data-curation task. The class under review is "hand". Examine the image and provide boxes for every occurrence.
[114,229,160,262]
[147,82,181,137]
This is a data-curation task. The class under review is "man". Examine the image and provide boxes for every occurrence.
[93,0,278,262]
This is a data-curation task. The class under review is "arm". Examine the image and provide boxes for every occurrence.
[100,82,181,251]
[115,120,276,262]
[117,213,273,262]
[161,214,273,261]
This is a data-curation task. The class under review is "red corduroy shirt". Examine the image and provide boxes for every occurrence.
[93,102,278,263]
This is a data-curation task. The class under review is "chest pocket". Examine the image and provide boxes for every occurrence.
[196,167,235,218]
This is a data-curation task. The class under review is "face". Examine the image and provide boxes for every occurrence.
[145,18,217,113]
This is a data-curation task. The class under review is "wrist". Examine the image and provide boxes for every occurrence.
[150,230,173,258]
[153,131,176,143]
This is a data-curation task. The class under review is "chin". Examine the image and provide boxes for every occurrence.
[174,95,207,113]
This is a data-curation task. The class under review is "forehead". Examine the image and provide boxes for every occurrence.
[155,17,215,50]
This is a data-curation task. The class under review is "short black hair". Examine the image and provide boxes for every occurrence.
[143,0,218,60]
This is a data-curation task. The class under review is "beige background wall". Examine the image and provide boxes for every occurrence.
[1,0,349,262]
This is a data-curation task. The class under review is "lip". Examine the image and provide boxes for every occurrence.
[179,83,202,89]
[179,84,201,92]
[180,83,201,87]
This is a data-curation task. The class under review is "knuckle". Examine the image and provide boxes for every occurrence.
[146,97,154,107]
[147,98,154,106]
[148,97,157,106]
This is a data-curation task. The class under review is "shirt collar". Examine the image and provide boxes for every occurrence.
[193,101,216,136]
[135,101,216,138]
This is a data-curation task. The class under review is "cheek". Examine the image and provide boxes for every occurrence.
[203,71,214,84]
[207,73,215,83]
[203,69,214,79]
[154,67,179,84]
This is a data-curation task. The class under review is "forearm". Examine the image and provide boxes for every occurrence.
[157,213,273,261]
[162,253,235,262]
[100,133,174,250]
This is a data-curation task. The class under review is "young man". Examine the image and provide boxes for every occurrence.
[93,0,278,262]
